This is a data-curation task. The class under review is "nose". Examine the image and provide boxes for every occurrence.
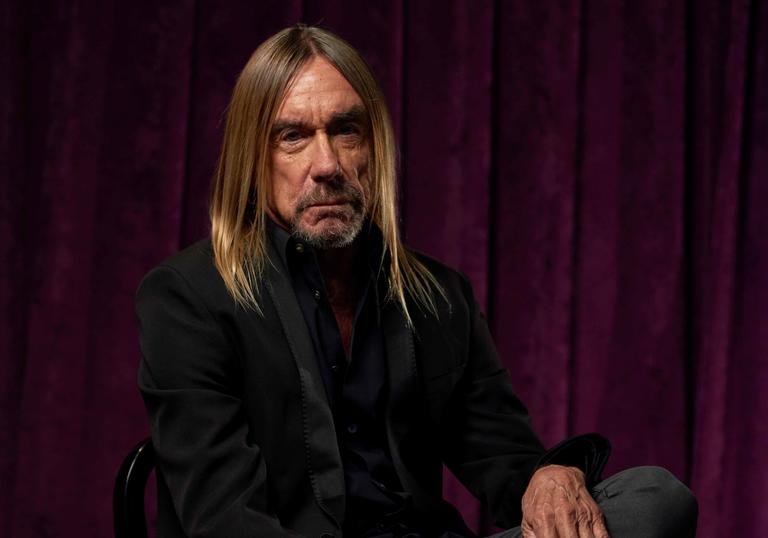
[309,132,340,182]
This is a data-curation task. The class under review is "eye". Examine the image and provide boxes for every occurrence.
[281,129,303,143]
[336,123,360,136]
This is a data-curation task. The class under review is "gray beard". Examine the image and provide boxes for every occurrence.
[289,181,365,250]
[291,208,364,249]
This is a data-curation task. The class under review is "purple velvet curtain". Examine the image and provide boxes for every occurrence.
[2,1,766,536]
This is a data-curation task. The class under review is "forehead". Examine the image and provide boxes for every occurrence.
[276,56,365,121]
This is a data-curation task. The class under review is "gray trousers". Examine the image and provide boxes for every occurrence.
[491,466,698,538]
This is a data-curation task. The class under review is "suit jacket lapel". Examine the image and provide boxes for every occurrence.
[264,240,346,525]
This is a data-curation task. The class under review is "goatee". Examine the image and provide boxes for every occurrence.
[290,180,365,249]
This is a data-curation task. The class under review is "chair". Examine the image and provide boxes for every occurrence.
[114,437,155,538]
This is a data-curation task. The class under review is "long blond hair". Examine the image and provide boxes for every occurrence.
[210,25,445,324]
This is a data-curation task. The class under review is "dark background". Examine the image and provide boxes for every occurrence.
[2,1,767,536]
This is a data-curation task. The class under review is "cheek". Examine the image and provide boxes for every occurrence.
[345,147,371,190]
[270,158,306,212]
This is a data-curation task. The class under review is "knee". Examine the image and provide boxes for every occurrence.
[619,466,698,537]
[637,466,697,513]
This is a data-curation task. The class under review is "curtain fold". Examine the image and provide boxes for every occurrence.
[688,0,768,533]
[2,1,765,536]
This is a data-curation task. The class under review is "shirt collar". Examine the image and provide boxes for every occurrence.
[266,217,385,276]
[266,217,294,271]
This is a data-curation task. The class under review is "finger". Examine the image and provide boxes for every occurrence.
[591,516,611,538]
[553,509,580,538]
[526,511,558,538]
[577,518,596,538]
[520,520,540,538]
[578,495,609,538]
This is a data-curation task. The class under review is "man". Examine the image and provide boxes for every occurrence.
[136,25,697,537]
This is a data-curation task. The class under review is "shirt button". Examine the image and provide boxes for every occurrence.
[347,423,358,434]
[294,243,304,253]
[313,289,321,300]
[331,364,340,373]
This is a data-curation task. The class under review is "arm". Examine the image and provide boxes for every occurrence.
[136,265,300,537]
[441,274,610,532]
[438,273,544,528]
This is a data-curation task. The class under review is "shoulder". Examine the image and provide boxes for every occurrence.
[136,238,232,312]
[152,238,216,278]
[403,248,477,324]
[408,248,474,299]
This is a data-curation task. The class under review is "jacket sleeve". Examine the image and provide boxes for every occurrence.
[440,274,609,529]
[535,432,611,488]
[136,264,300,538]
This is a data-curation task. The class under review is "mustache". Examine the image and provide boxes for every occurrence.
[295,182,365,214]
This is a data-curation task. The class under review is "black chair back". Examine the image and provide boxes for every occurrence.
[113,437,155,538]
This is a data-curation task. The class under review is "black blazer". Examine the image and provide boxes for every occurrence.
[137,238,590,537]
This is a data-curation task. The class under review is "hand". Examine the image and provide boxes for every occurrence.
[520,465,610,538]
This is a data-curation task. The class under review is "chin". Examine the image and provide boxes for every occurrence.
[294,216,363,250]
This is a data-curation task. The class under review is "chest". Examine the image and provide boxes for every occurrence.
[331,304,355,359]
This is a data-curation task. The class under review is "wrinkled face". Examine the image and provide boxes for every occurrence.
[267,56,371,249]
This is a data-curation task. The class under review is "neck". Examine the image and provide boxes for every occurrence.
[317,240,364,360]
[316,241,363,308]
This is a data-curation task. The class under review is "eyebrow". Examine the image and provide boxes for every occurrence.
[328,106,367,127]
[271,105,368,134]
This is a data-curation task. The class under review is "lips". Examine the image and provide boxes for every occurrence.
[308,199,350,208]
[295,183,365,214]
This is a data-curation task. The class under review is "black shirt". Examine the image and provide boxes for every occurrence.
[267,220,407,533]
